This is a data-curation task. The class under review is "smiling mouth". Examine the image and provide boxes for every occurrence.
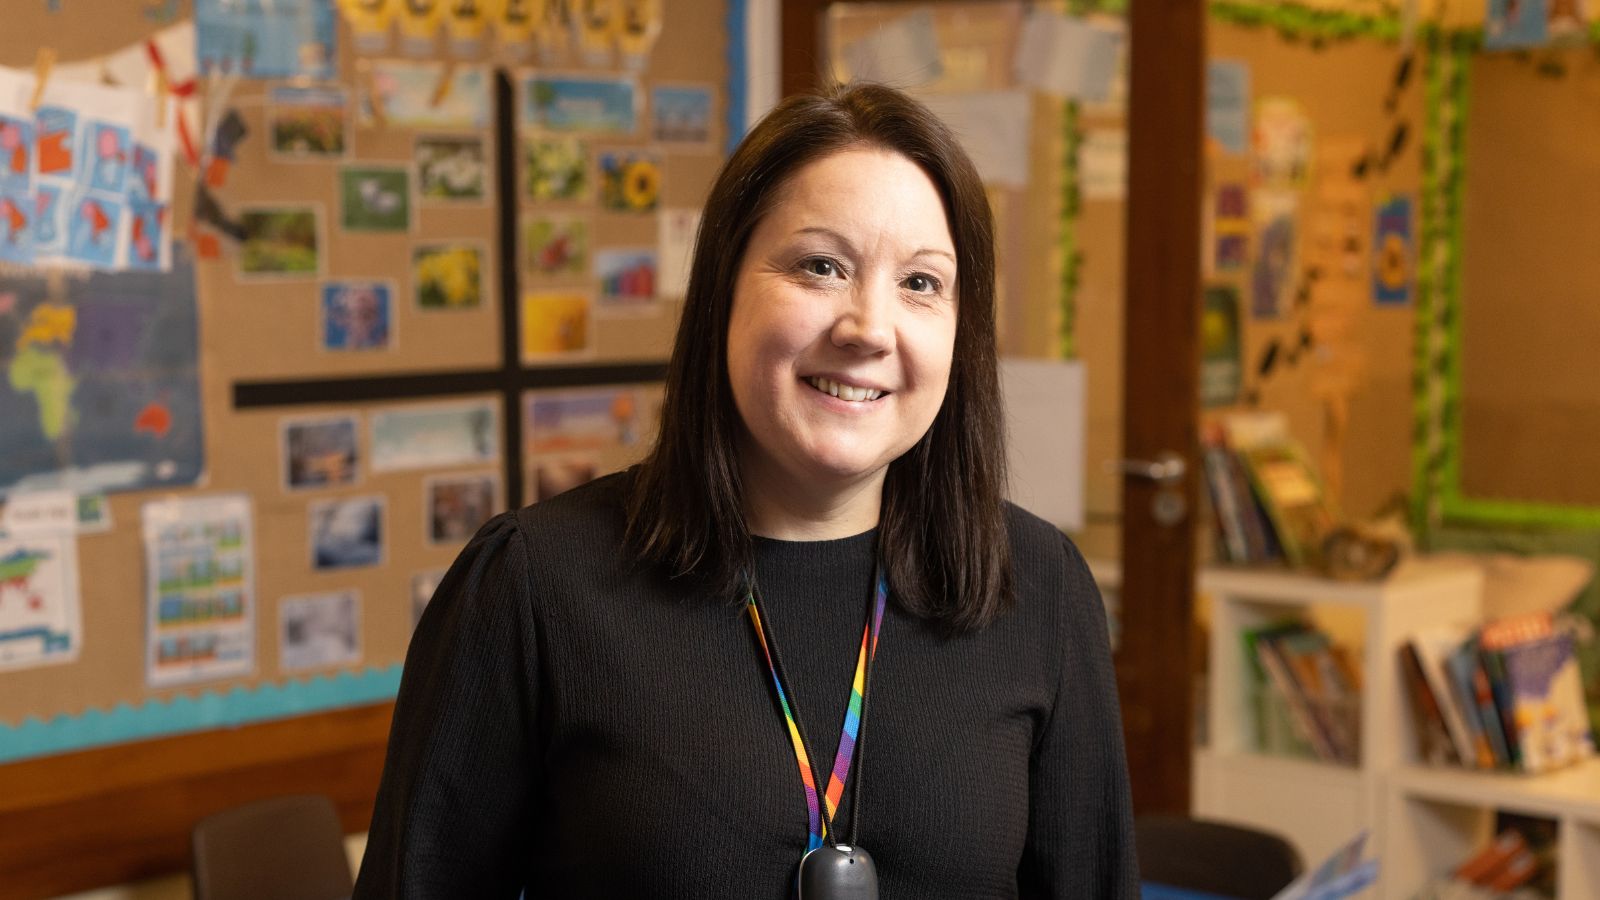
[805,376,887,403]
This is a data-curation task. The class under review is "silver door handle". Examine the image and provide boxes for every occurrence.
[1112,451,1187,485]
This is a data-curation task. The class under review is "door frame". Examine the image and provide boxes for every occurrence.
[778,0,1203,815]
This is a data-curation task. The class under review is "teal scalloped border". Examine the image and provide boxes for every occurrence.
[0,665,403,765]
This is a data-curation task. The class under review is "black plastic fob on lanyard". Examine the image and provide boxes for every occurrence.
[797,844,879,899]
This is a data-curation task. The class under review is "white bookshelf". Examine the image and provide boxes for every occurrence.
[1384,759,1600,898]
[1087,557,1488,896]
[1197,560,1484,895]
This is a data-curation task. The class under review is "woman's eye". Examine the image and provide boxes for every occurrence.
[905,274,939,294]
[803,258,837,278]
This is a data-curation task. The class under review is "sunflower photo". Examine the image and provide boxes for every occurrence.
[524,215,589,276]
[524,137,589,202]
[239,207,320,276]
[413,243,484,309]
[598,150,661,213]
[522,291,592,359]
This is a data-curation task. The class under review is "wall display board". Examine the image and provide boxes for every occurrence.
[824,0,1095,363]
[1449,46,1600,524]
[0,0,736,777]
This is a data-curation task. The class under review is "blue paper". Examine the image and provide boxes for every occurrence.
[1207,60,1250,156]
[1485,0,1549,49]
[195,0,337,80]
[523,75,638,134]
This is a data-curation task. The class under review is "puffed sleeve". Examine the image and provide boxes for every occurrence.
[354,513,541,898]
[1017,533,1140,897]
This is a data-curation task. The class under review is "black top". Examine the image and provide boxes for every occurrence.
[354,472,1138,898]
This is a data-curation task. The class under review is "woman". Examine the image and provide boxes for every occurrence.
[355,82,1136,898]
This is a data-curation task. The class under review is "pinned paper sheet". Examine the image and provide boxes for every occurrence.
[1013,10,1123,102]
[1000,358,1085,532]
[839,8,943,87]
[1207,60,1250,156]
[1078,128,1126,201]
[919,91,1030,188]
[657,207,699,299]
[0,490,77,538]
[142,494,255,688]
[0,531,82,672]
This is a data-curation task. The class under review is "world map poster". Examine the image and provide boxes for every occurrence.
[0,246,204,500]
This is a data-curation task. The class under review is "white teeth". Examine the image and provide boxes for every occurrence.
[807,377,883,403]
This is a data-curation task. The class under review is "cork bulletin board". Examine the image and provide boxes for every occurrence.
[0,0,729,764]
[1200,18,1426,524]
[1456,46,1600,515]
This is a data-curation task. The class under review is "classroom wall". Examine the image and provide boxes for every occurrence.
[0,0,725,768]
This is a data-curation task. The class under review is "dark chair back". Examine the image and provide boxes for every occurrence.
[191,794,354,900]
[1136,814,1304,900]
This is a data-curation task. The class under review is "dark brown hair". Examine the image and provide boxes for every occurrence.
[625,82,1011,633]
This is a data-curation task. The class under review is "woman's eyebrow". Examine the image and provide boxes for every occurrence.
[792,227,955,265]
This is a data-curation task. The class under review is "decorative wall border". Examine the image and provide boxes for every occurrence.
[0,665,403,764]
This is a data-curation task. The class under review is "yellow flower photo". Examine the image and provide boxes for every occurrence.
[522,292,592,358]
[599,150,661,213]
[413,244,484,309]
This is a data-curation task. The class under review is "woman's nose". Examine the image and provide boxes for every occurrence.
[830,278,894,354]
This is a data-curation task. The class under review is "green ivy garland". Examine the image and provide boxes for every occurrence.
[1060,99,1082,359]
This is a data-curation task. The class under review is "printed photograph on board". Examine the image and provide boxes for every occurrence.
[425,471,502,545]
[531,455,599,504]
[413,243,484,309]
[279,590,361,672]
[309,495,385,571]
[523,215,589,277]
[268,86,348,159]
[598,149,661,213]
[281,414,360,491]
[594,247,658,313]
[239,207,320,277]
[521,291,592,360]
[524,136,589,202]
[415,135,487,202]
[340,166,411,232]
[650,84,714,145]
[319,280,395,351]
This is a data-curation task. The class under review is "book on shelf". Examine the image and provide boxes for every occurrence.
[1501,628,1595,772]
[1245,621,1359,765]
[1398,641,1463,766]
[1407,625,1482,767]
[1199,412,1332,569]
[1400,615,1596,773]
[1200,421,1279,565]
[1235,440,1335,570]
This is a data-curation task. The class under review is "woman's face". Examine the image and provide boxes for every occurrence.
[726,147,958,498]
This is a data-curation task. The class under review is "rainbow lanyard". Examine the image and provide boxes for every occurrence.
[746,568,888,852]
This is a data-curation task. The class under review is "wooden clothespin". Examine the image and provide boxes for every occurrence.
[153,65,170,129]
[30,48,57,111]
[361,64,388,126]
[428,59,458,110]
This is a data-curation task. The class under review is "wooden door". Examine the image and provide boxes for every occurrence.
[779,0,1204,815]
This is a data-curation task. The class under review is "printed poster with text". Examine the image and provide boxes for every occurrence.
[142,495,255,687]
[0,531,81,671]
